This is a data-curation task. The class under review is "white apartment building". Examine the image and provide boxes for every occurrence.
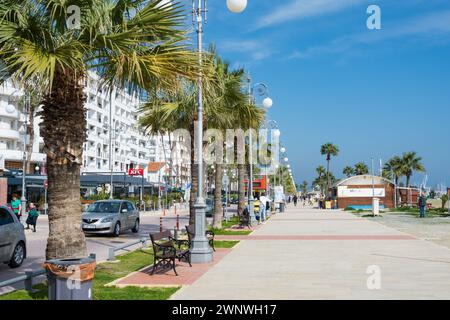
[0,81,45,173]
[0,72,190,187]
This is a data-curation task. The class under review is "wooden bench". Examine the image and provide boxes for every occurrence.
[149,230,191,276]
[186,224,215,252]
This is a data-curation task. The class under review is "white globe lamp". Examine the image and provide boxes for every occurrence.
[6,104,16,114]
[280,147,286,153]
[262,97,273,109]
[227,0,247,13]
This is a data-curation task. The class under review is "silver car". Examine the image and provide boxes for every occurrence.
[81,200,140,237]
[0,206,26,268]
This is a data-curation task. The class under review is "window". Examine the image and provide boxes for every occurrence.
[120,202,127,212]
[0,208,14,226]
[127,202,135,212]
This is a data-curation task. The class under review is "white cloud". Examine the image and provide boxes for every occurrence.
[220,39,275,61]
[255,0,365,29]
[287,10,450,60]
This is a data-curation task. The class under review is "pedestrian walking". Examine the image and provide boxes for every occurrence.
[26,203,39,232]
[11,195,21,221]
[254,196,261,223]
[418,192,427,218]
[260,192,270,221]
[293,195,298,206]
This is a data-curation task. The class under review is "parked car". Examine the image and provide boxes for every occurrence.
[205,198,214,217]
[0,205,26,268]
[81,200,140,237]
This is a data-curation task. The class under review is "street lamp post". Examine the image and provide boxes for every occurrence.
[246,77,272,225]
[190,0,246,263]
[21,94,30,217]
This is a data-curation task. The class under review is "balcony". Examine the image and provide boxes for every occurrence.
[0,128,21,140]
[0,104,20,119]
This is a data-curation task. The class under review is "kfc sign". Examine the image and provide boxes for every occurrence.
[128,168,144,176]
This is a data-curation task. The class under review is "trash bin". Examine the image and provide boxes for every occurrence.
[43,256,96,300]
[279,202,285,212]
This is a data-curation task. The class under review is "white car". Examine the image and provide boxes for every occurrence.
[0,205,27,268]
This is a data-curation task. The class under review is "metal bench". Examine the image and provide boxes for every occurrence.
[149,230,191,276]
[186,224,215,252]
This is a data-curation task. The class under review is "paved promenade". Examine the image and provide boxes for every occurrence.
[172,206,450,300]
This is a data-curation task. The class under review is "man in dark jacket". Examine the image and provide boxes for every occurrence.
[418,193,427,218]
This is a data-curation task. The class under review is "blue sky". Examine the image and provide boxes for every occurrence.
[187,0,450,188]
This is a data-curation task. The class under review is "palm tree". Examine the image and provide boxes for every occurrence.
[0,0,199,259]
[140,51,263,224]
[313,165,327,196]
[354,162,369,175]
[383,156,403,206]
[400,152,425,204]
[211,57,248,228]
[343,166,354,178]
[320,143,339,197]
[300,181,308,195]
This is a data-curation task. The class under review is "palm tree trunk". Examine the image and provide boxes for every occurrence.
[326,158,330,198]
[41,67,87,260]
[236,136,246,216]
[406,175,411,205]
[213,163,223,228]
[395,176,400,206]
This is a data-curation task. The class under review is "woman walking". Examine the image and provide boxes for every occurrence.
[26,203,39,232]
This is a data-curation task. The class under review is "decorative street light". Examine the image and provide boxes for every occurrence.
[246,77,272,225]
[226,0,247,13]
[190,0,244,264]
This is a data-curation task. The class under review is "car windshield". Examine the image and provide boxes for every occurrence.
[86,202,120,214]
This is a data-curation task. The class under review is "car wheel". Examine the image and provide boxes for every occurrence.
[9,242,25,268]
[131,219,139,233]
[113,222,121,237]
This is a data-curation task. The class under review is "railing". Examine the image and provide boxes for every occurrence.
[0,269,46,292]
[107,237,149,261]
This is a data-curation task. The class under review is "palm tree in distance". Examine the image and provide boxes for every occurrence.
[343,166,354,178]
[354,162,369,175]
[320,143,339,197]
[383,156,403,206]
[400,152,425,205]
[0,0,199,259]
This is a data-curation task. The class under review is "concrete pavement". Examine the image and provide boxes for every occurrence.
[172,205,450,300]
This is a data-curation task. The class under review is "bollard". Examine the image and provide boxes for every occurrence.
[176,214,180,230]
[24,271,34,292]
[107,248,115,261]
[160,217,163,232]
